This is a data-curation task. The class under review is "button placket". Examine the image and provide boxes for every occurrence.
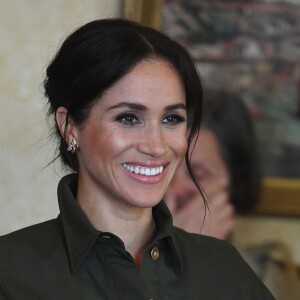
[150,247,159,261]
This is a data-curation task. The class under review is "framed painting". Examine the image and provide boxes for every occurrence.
[123,0,300,216]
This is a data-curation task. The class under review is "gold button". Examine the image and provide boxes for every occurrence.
[150,247,159,261]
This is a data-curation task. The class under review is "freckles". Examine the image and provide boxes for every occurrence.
[105,128,135,154]
[170,134,188,158]
[180,138,189,156]
[181,144,188,158]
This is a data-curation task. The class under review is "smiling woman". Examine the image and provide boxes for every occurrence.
[56,58,188,213]
[0,18,274,299]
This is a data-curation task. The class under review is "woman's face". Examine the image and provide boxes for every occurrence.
[168,129,230,209]
[71,58,188,209]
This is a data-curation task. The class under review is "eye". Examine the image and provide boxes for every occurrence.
[115,113,141,126]
[162,114,186,126]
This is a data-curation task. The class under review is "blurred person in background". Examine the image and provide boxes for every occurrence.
[166,90,300,299]
[166,89,261,239]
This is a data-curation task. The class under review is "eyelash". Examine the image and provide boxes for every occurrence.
[162,114,186,126]
[115,113,141,126]
[115,113,186,127]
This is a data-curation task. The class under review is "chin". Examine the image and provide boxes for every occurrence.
[124,193,163,209]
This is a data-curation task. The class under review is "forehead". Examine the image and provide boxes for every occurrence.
[97,58,186,108]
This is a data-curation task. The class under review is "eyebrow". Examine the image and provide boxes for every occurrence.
[107,102,186,111]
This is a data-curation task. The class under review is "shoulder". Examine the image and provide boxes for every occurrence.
[171,227,267,283]
[171,226,238,258]
[0,219,63,264]
[0,218,61,243]
[170,227,275,298]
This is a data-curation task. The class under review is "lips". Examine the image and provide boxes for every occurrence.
[122,163,164,176]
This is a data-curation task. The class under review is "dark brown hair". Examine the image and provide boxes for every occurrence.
[203,90,261,213]
[43,18,205,202]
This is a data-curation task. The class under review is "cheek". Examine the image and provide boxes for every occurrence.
[180,140,188,158]
[78,125,126,162]
[170,130,188,159]
[95,128,133,159]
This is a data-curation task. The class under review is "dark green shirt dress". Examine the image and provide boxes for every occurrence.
[0,174,275,299]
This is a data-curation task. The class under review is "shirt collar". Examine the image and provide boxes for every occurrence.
[57,173,99,273]
[57,173,182,275]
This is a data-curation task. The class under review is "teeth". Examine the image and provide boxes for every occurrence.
[123,163,164,176]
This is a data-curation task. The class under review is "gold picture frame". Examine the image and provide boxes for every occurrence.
[257,178,300,216]
[123,0,300,217]
[122,0,163,30]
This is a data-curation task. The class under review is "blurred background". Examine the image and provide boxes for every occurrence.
[159,0,300,265]
[0,0,299,295]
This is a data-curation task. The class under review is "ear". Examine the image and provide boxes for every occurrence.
[56,107,77,144]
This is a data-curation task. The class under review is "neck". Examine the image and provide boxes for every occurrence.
[76,178,157,266]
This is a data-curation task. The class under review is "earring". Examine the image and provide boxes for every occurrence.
[67,137,78,153]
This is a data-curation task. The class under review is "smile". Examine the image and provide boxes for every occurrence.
[122,163,164,176]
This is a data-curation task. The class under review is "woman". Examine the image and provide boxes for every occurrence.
[166,90,261,239]
[0,19,274,299]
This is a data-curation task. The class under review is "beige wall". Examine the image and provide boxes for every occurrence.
[0,0,121,235]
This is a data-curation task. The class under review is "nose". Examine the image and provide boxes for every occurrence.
[137,125,167,157]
